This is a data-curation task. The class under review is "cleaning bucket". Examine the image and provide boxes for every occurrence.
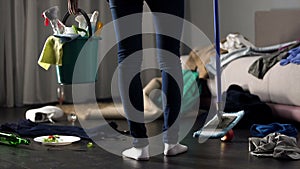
[56,9,99,84]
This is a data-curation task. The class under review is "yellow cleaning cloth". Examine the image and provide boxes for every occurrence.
[38,36,64,70]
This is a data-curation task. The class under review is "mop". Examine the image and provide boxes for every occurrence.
[193,0,245,139]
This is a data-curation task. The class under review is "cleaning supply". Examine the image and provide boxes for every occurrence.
[71,25,88,37]
[56,8,99,84]
[193,0,245,141]
[75,14,92,36]
[90,11,99,34]
[75,10,99,36]
[42,6,65,34]
[38,35,64,70]
[75,14,90,30]
[95,21,103,35]
[64,26,77,35]
[38,34,81,70]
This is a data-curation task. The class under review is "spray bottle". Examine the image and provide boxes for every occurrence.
[42,6,65,34]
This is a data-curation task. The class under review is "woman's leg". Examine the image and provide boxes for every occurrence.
[146,0,185,145]
[109,0,149,148]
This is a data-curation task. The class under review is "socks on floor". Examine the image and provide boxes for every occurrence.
[122,143,188,160]
[122,145,150,161]
[164,143,188,156]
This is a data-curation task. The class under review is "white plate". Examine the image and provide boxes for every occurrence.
[34,135,81,146]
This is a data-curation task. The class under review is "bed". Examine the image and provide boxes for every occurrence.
[205,9,300,123]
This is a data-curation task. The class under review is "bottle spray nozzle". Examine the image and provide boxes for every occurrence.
[42,6,65,34]
[42,14,50,26]
[43,6,59,20]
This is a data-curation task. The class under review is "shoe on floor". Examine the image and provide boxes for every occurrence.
[25,106,64,123]
[164,143,188,156]
[122,145,150,161]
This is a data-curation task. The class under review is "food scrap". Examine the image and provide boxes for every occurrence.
[43,135,61,143]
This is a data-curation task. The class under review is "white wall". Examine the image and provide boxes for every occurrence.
[187,0,300,45]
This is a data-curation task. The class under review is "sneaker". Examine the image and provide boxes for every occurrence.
[122,145,150,161]
[25,106,64,123]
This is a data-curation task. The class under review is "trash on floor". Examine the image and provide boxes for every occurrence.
[0,131,30,146]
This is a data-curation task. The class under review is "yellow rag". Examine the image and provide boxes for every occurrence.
[38,36,64,70]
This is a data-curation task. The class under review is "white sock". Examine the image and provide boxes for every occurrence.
[122,145,149,161]
[164,143,188,156]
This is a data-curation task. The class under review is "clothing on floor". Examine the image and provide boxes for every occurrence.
[0,119,119,140]
[249,132,300,160]
[280,46,300,65]
[248,41,300,79]
[224,84,274,129]
[250,123,298,138]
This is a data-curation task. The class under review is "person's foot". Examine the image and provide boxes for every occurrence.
[164,143,188,156]
[122,145,150,161]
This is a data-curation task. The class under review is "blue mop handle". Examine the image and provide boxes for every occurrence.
[213,0,222,105]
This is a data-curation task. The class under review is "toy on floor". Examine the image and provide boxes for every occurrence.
[221,129,234,142]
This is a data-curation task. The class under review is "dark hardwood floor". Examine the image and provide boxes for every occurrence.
[0,106,299,169]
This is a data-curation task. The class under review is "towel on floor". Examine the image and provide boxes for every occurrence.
[249,132,300,160]
[38,35,64,70]
[250,123,298,138]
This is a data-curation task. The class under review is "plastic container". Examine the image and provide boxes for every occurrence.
[56,9,99,84]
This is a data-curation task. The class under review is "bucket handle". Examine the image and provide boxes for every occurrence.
[62,8,92,38]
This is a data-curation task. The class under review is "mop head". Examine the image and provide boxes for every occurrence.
[193,110,245,139]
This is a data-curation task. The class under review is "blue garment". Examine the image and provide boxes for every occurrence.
[0,119,119,140]
[109,0,184,147]
[280,46,300,65]
[250,123,298,138]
